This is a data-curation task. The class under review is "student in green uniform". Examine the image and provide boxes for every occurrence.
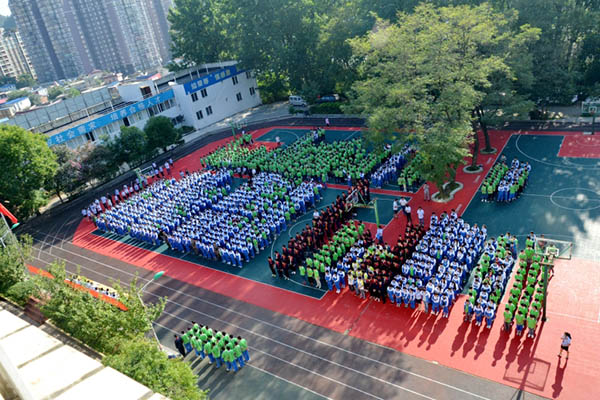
[211,340,222,368]
[237,336,250,361]
[527,314,538,338]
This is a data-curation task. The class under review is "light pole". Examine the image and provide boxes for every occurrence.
[138,271,165,351]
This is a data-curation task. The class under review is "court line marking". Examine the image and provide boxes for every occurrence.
[30,238,494,400]
[153,321,335,400]
[31,252,409,400]
[515,134,600,170]
[30,227,327,302]
[153,321,333,400]
[156,309,422,400]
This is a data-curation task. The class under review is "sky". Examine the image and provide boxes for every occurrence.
[0,0,9,17]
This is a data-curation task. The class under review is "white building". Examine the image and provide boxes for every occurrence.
[0,96,31,118]
[35,62,260,149]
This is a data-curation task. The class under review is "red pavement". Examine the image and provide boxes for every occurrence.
[71,127,599,399]
[558,133,600,158]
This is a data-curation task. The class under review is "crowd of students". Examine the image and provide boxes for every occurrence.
[68,274,119,299]
[370,144,412,187]
[396,153,424,192]
[175,322,250,373]
[503,233,555,338]
[267,190,353,280]
[93,167,323,267]
[481,158,530,202]
[317,209,487,320]
[464,233,516,328]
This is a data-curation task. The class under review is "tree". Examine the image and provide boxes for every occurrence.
[16,74,36,89]
[65,88,80,98]
[144,116,178,154]
[0,234,32,295]
[36,262,166,353]
[28,94,42,105]
[110,126,148,167]
[80,144,120,184]
[47,86,64,100]
[6,89,30,100]
[103,339,207,400]
[0,125,58,218]
[168,0,376,101]
[45,146,86,203]
[348,4,520,198]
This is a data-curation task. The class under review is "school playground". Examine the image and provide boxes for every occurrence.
[70,126,600,399]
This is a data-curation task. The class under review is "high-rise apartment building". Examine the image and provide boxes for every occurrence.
[144,0,174,63]
[0,28,37,79]
[9,0,164,83]
[10,0,86,82]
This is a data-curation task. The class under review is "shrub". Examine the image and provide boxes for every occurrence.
[6,280,39,306]
[309,102,343,114]
[103,338,207,400]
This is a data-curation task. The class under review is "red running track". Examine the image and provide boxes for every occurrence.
[71,127,599,399]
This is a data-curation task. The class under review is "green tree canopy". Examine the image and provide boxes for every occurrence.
[80,143,120,184]
[348,3,526,197]
[16,74,36,89]
[103,339,207,400]
[44,145,86,202]
[6,89,30,100]
[110,126,148,167]
[36,262,166,353]
[0,125,58,218]
[144,116,179,153]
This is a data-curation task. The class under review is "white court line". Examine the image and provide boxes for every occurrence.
[153,322,334,400]
[31,239,494,400]
[474,175,481,183]
[456,204,463,213]
[155,318,387,400]
[158,306,435,400]
[515,134,600,170]
[29,228,326,302]
[544,311,599,324]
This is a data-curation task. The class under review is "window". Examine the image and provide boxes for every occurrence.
[250,87,256,96]
[200,88,207,98]
[196,110,203,120]
[232,76,238,85]
[236,92,242,102]
[191,92,198,102]
[205,105,213,115]
[246,71,252,79]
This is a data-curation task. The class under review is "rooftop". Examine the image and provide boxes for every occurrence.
[0,303,168,400]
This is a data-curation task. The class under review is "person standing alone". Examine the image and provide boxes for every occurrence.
[558,332,571,359]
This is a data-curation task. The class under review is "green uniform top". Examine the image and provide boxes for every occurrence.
[239,338,248,351]
[504,310,513,323]
[313,267,320,279]
[222,349,232,362]
[307,268,313,278]
[530,308,540,319]
[203,341,213,354]
[527,316,537,329]
[211,344,221,358]
[234,345,243,358]
[181,332,190,344]
[515,313,526,325]
[299,265,306,276]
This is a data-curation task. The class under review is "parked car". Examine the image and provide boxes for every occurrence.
[289,95,308,107]
[316,94,340,103]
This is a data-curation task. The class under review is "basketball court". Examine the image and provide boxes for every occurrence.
[24,125,600,399]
